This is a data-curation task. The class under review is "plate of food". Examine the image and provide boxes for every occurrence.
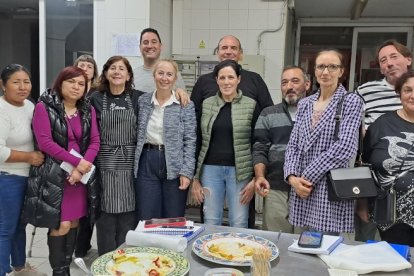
[91,247,190,276]
[192,232,279,266]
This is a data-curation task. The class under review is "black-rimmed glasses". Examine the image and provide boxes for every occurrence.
[315,64,342,72]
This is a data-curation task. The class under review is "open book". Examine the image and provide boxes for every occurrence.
[288,235,344,255]
[60,149,95,185]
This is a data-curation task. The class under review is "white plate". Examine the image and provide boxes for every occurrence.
[192,232,279,266]
[204,267,244,276]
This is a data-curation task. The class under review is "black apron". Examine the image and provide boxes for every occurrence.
[96,92,136,213]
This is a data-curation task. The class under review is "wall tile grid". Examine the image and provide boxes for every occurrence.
[96,0,150,70]
[181,0,286,103]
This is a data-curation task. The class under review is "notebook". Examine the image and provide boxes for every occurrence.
[136,220,205,241]
[288,235,344,255]
[60,149,95,184]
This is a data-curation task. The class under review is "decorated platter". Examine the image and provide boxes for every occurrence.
[91,247,190,276]
[192,232,279,266]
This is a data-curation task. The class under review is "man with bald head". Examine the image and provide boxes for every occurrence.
[191,35,273,113]
[191,35,273,228]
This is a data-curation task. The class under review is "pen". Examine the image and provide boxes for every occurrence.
[182,231,194,238]
[160,226,194,229]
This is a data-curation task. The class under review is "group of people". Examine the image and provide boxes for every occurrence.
[1,26,413,276]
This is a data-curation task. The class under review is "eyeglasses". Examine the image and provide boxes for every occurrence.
[315,64,342,72]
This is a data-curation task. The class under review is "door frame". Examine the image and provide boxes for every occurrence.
[349,27,412,91]
[295,21,413,92]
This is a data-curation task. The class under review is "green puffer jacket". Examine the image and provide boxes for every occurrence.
[195,90,256,182]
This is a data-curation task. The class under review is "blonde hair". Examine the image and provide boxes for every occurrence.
[152,59,179,80]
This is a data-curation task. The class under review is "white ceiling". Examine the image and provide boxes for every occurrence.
[294,0,414,19]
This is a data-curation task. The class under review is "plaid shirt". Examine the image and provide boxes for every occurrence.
[284,85,363,233]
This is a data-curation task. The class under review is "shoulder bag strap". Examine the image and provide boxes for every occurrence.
[333,92,364,163]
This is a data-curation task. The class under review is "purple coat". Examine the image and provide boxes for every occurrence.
[284,85,363,233]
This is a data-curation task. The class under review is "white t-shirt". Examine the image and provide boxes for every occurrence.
[0,97,35,176]
[133,65,187,93]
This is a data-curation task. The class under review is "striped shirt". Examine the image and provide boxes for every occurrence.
[356,78,401,129]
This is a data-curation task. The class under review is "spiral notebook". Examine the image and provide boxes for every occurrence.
[136,220,205,241]
[141,225,204,241]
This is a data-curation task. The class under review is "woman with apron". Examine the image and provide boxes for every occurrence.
[91,56,143,256]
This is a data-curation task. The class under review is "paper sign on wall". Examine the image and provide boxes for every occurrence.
[112,33,140,56]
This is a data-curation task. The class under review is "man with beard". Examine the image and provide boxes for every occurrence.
[253,66,309,232]
[354,39,412,242]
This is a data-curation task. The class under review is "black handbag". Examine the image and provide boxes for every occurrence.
[326,92,377,201]
[371,187,396,225]
[370,142,414,225]
[327,167,378,201]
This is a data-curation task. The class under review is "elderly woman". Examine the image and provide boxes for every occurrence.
[284,49,363,234]
[363,70,414,246]
[191,59,258,228]
[134,59,196,220]
[0,64,45,276]
[23,66,100,275]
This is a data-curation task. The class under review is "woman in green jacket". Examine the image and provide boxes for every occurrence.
[191,60,257,228]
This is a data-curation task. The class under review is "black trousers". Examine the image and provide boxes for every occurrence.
[379,223,414,247]
[75,216,94,256]
[96,211,137,256]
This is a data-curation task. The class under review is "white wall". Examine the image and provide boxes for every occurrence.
[150,0,173,58]
[94,0,172,74]
[172,0,288,103]
[95,0,150,72]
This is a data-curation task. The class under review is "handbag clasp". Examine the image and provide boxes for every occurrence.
[352,187,360,195]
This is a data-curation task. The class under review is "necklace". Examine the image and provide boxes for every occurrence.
[65,105,78,119]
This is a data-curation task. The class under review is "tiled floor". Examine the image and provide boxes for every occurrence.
[23,207,262,275]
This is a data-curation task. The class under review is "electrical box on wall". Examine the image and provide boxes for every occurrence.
[172,54,265,94]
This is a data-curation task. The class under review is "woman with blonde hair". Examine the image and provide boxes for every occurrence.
[134,59,196,220]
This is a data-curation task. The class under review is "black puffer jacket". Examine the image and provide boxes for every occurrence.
[22,89,99,229]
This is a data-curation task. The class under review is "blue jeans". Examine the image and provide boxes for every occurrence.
[135,149,188,220]
[201,165,249,228]
[0,173,27,276]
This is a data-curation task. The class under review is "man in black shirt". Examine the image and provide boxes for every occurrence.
[191,35,273,228]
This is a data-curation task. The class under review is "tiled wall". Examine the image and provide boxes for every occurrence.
[173,0,288,103]
[95,0,286,103]
[95,0,150,71]
[95,0,173,74]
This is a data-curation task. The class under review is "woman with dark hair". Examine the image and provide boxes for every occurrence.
[284,49,363,234]
[90,56,142,255]
[0,64,45,276]
[74,54,99,97]
[91,56,189,255]
[23,66,100,275]
[191,59,257,228]
[363,70,414,246]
